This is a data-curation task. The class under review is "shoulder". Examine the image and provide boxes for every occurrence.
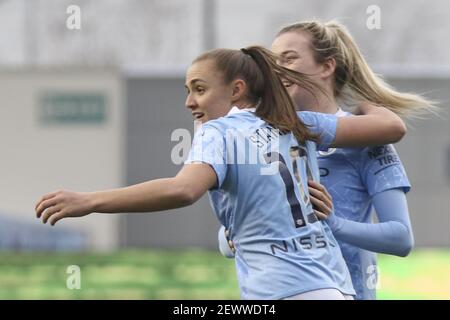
[197,120,228,136]
[205,112,257,131]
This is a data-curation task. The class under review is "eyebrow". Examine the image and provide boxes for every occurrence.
[184,78,207,88]
[280,50,299,56]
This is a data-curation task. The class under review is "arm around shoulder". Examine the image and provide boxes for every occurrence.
[332,103,406,148]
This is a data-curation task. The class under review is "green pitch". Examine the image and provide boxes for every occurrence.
[0,249,448,299]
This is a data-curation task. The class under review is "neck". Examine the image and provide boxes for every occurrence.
[297,91,340,114]
[235,101,255,109]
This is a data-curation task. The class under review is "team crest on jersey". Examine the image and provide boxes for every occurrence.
[317,148,337,157]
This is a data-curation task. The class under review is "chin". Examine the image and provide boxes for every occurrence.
[291,91,313,110]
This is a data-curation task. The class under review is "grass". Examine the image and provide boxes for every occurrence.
[0,249,448,299]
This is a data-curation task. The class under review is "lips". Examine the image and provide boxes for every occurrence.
[192,112,205,120]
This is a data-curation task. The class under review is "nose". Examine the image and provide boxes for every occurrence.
[185,93,196,110]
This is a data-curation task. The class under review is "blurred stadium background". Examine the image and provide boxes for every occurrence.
[0,0,449,299]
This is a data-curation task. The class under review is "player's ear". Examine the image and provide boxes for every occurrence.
[230,79,247,103]
[320,57,336,79]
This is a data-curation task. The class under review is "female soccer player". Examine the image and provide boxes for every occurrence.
[35,46,406,300]
[220,20,436,300]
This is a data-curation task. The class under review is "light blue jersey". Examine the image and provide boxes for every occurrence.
[186,107,355,299]
[318,109,411,300]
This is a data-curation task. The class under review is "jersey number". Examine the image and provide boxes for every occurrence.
[264,148,317,228]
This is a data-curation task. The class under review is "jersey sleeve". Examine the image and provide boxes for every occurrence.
[359,144,411,196]
[184,124,227,188]
[297,111,338,151]
[326,188,414,256]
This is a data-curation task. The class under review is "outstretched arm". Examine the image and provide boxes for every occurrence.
[332,103,406,147]
[35,163,217,226]
[326,188,414,257]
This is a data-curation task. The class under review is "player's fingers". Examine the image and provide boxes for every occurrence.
[35,191,60,212]
[225,229,236,252]
[310,194,326,212]
[314,209,329,221]
[322,192,333,211]
[322,185,333,203]
[308,180,323,190]
[308,186,333,210]
[36,197,60,218]
[308,180,332,203]
[228,240,235,252]
[310,195,332,216]
[49,211,66,226]
[312,184,333,209]
[42,205,62,224]
[308,180,329,195]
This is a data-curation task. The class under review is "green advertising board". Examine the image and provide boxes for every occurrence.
[39,92,107,124]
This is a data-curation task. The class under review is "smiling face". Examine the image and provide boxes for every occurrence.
[185,59,235,124]
[271,31,324,109]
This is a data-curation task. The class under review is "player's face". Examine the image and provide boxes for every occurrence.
[271,31,323,109]
[185,59,234,124]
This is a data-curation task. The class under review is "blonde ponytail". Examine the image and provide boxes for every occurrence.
[277,20,438,119]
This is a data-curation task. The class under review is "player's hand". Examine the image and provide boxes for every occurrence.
[308,180,333,220]
[224,229,235,254]
[35,190,94,226]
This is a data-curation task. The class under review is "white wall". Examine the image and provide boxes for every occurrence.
[1,0,449,69]
[0,68,124,250]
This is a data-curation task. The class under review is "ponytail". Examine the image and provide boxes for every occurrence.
[193,46,326,144]
[241,46,321,143]
[278,20,438,118]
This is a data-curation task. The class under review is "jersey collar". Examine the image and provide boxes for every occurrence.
[227,105,345,117]
[227,106,256,116]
